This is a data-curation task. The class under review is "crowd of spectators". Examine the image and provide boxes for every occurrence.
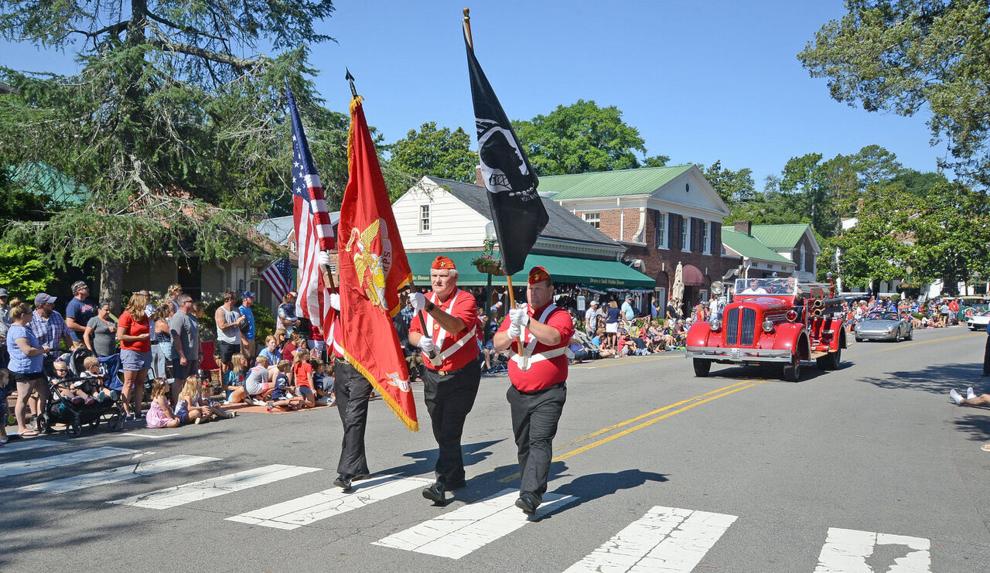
[839,294,980,332]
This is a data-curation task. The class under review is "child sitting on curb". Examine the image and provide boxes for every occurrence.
[146,379,181,429]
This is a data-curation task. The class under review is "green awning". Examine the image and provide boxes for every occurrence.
[406,251,655,289]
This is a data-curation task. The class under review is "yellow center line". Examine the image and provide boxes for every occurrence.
[570,353,681,370]
[567,379,755,444]
[872,331,976,353]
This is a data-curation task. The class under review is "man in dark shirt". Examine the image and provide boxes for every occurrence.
[64,281,96,345]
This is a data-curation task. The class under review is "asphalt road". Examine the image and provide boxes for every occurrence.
[3,326,989,572]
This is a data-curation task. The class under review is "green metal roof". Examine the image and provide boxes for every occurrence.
[538,164,694,199]
[720,229,794,265]
[7,162,89,206]
[407,251,655,289]
[749,224,810,249]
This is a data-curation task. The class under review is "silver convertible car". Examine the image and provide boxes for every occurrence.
[855,312,913,342]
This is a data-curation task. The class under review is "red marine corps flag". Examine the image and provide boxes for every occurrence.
[338,81,418,431]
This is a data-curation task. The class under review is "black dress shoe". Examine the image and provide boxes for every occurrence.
[514,493,540,515]
[333,475,353,492]
[422,481,446,505]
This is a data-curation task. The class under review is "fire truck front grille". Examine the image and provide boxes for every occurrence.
[741,308,756,345]
[725,308,739,345]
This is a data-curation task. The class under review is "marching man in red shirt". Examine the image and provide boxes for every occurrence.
[493,266,574,514]
[409,256,482,504]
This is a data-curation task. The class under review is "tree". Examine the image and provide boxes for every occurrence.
[388,122,476,183]
[512,100,666,175]
[0,243,54,298]
[703,160,755,204]
[0,1,336,309]
[798,1,990,185]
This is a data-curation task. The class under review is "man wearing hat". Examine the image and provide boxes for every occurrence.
[65,281,97,345]
[408,255,482,504]
[238,291,257,358]
[493,266,574,514]
[31,293,73,360]
[584,300,600,336]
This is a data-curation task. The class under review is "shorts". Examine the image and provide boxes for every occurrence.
[120,349,151,372]
[177,411,189,424]
[11,371,45,384]
[218,342,241,364]
[605,323,618,334]
[297,386,313,397]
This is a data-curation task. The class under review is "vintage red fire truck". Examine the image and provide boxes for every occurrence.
[685,277,847,381]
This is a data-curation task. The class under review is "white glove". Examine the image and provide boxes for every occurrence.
[507,323,522,340]
[410,292,427,314]
[418,336,436,354]
[317,251,331,267]
[329,293,340,311]
[509,305,530,327]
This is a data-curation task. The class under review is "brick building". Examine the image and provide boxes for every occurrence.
[543,165,738,312]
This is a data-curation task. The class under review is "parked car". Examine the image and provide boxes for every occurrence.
[855,312,913,342]
[967,311,990,332]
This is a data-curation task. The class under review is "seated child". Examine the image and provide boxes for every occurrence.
[312,359,335,405]
[79,356,116,405]
[266,360,304,411]
[291,349,316,408]
[175,375,235,424]
[223,353,252,406]
[51,360,88,408]
[242,355,273,405]
[146,379,181,429]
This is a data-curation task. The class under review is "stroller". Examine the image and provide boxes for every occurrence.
[39,348,124,437]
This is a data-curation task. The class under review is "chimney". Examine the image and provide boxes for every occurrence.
[734,220,752,235]
[475,165,484,187]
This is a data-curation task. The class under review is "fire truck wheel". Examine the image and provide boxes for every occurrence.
[782,355,801,382]
[693,358,711,377]
[816,347,841,371]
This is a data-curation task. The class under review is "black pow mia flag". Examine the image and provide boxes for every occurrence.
[465,31,549,276]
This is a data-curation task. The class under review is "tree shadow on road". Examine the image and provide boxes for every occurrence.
[953,414,990,442]
[859,362,985,396]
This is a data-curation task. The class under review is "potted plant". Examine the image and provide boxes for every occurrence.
[472,238,503,275]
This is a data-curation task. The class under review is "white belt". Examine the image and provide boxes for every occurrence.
[427,326,477,367]
[507,347,567,371]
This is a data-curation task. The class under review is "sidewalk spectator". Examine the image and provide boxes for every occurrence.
[64,281,96,345]
[584,300,601,336]
[621,296,636,321]
[222,353,250,405]
[0,288,11,374]
[277,291,300,335]
[259,335,280,367]
[31,293,72,362]
[238,291,257,358]
[150,304,173,381]
[291,348,316,408]
[169,295,200,385]
[243,355,272,405]
[145,379,181,429]
[166,284,183,313]
[307,322,326,362]
[7,303,48,437]
[215,291,244,377]
[605,300,620,349]
[117,292,152,421]
[83,302,117,357]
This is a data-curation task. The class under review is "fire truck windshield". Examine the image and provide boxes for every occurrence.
[733,277,797,296]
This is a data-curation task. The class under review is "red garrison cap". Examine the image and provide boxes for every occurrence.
[528,266,552,285]
[432,256,456,270]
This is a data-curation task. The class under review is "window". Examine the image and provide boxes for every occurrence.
[583,212,601,229]
[701,220,710,254]
[700,289,708,303]
[655,212,667,249]
[419,205,431,233]
[681,217,690,252]
[799,244,806,272]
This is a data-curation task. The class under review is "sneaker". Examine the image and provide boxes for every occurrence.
[422,482,446,505]
[333,475,353,493]
[967,387,977,400]
[950,388,964,405]
[252,399,267,407]
[194,417,202,425]
[328,397,336,407]
[266,401,274,412]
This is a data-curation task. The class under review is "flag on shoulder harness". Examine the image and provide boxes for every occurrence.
[464,29,548,276]
[261,258,293,302]
[286,85,335,327]
[338,94,418,432]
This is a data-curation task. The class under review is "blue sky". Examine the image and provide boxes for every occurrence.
[1,0,945,187]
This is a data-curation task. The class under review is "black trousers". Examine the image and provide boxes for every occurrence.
[334,359,372,478]
[507,382,566,499]
[984,336,990,375]
[423,359,481,485]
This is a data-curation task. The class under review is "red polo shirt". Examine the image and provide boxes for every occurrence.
[498,304,574,392]
[409,289,480,372]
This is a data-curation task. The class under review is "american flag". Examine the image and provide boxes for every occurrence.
[260,258,293,302]
[287,86,335,326]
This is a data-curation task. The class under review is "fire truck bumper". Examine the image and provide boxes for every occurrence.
[685,346,793,363]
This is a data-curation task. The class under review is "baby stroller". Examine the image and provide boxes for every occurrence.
[39,348,124,437]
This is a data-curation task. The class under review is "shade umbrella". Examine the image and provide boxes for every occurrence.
[671,262,685,317]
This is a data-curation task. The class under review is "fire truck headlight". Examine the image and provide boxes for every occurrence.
[710,319,721,331]
[762,319,774,333]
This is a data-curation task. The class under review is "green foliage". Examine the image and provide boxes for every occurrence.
[512,100,665,175]
[703,160,755,204]
[0,242,54,297]
[388,122,476,183]
[799,0,990,185]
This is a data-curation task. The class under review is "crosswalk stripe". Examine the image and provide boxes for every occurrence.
[0,440,63,457]
[107,464,321,509]
[373,488,577,560]
[0,446,136,479]
[563,505,737,573]
[814,527,931,573]
[18,455,219,494]
[226,474,433,530]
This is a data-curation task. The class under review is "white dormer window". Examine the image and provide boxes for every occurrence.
[681,217,690,252]
[419,205,431,233]
[583,212,601,229]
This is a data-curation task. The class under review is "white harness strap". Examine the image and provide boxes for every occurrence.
[508,304,559,371]
[424,290,477,367]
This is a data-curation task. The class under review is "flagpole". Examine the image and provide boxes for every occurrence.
[462,8,473,49]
